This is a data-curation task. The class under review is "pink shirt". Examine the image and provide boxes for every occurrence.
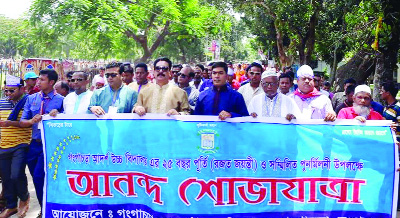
[337,107,383,120]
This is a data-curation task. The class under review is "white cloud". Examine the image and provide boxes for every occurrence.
[0,0,32,19]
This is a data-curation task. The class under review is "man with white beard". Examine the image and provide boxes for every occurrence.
[337,84,383,122]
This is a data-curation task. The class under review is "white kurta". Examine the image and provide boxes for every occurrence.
[63,91,93,114]
[238,83,263,110]
[248,92,301,118]
[289,94,334,119]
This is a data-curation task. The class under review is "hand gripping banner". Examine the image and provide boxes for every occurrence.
[40,114,399,218]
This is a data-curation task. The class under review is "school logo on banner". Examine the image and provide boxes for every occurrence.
[198,129,219,154]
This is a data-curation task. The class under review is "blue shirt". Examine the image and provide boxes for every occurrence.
[199,79,213,92]
[194,85,249,117]
[21,90,64,140]
[371,101,384,115]
[88,85,137,113]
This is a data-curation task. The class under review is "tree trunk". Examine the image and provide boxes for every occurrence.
[274,20,291,67]
[372,53,384,101]
[334,50,375,91]
[329,45,338,87]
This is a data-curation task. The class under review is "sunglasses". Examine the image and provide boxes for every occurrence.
[177,73,187,78]
[4,89,15,93]
[155,66,169,72]
[105,73,118,78]
[70,78,84,82]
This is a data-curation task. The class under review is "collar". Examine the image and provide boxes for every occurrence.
[110,84,124,92]
[156,83,170,89]
[41,90,56,99]
[213,84,229,92]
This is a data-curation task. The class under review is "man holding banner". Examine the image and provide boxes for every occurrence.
[19,69,64,217]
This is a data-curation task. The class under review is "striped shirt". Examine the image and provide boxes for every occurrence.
[383,101,400,140]
[0,98,32,148]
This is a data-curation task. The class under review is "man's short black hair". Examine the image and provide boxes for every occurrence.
[382,81,399,98]
[106,62,122,71]
[40,69,58,84]
[279,73,294,82]
[66,71,75,78]
[154,57,172,70]
[314,71,324,78]
[345,85,356,95]
[60,81,70,92]
[119,63,134,74]
[195,64,205,71]
[246,62,263,73]
[344,78,357,85]
[207,62,215,67]
[135,63,148,72]
[323,81,331,87]
[212,62,228,74]
[172,64,183,70]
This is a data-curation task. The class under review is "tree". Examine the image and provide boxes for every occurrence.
[30,0,229,62]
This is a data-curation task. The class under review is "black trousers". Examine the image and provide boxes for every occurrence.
[0,144,29,209]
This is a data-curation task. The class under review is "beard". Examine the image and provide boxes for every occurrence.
[353,103,370,118]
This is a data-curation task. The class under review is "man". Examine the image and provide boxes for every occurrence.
[134,57,190,116]
[171,64,183,85]
[52,72,93,115]
[337,85,383,122]
[0,76,31,218]
[94,77,105,90]
[313,72,330,97]
[24,71,40,95]
[128,63,152,93]
[194,62,249,119]
[54,81,69,97]
[227,68,240,90]
[323,81,334,99]
[65,71,75,93]
[189,64,204,90]
[238,62,263,109]
[178,66,199,113]
[91,67,108,91]
[89,62,138,116]
[290,65,336,121]
[278,73,294,95]
[380,82,400,140]
[332,78,356,110]
[20,69,64,216]
[248,69,301,120]
[335,85,355,115]
[120,63,134,85]
[199,62,214,92]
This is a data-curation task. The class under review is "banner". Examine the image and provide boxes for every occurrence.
[41,114,398,218]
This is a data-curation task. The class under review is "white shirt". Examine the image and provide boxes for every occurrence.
[238,83,263,110]
[63,90,93,114]
[289,93,334,119]
[248,92,301,118]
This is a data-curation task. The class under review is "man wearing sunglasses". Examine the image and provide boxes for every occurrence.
[50,72,93,115]
[178,66,199,113]
[134,57,190,116]
[89,62,138,116]
[194,62,249,120]
[238,62,264,109]
[0,75,31,218]
[171,64,183,86]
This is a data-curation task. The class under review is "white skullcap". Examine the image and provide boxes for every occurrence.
[296,65,314,78]
[6,74,21,86]
[261,68,277,80]
[354,84,371,95]
[227,68,234,76]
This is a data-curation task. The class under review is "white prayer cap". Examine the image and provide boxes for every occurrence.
[261,68,277,80]
[6,74,21,87]
[227,68,234,76]
[296,65,314,78]
[354,84,371,95]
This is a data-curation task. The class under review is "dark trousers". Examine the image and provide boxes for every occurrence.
[0,145,29,209]
[26,139,44,207]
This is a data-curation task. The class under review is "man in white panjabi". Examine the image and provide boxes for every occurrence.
[248,68,301,121]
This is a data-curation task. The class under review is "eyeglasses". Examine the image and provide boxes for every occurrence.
[262,82,278,87]
[177,73,187,78]
[105,73,118,78]
[70,78,84,83]
[155,66,169,72]
[249,72,261,76]
[4,89,15,93]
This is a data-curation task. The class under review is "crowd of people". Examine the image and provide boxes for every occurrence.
[0,57,399,218]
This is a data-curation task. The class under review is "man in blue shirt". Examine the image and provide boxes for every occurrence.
[20,69,64,216]
[194,62,249,120]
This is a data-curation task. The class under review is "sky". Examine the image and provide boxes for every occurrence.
[0,0,32,19]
